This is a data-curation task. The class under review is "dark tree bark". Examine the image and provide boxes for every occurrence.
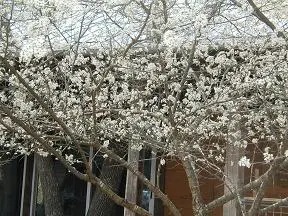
[87,157,125,216]
[36,154,64,216]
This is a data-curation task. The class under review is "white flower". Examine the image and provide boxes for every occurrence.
[194,13,208,28]
[103,154,108,158]
[103,140,110,148]
[167,95,176,103]
[263,147,274,163]
[38,150,49,157]
[147,63,157,72]
[160,158,166,166]
[238,156,251,168]
[252,138,258,144]
[65,154,74,163]
[163,30,183,47]
[131,144,143,151]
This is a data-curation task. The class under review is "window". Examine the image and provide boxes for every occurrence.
[243,197,288,216]
[0,157,24,216]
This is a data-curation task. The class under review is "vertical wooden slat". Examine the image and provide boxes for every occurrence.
[29,155,37,216]
[223,144,244,216]
[149,150,157,215]
[124,145,139,216]
[20,155,27,216]
[85,146,93,215]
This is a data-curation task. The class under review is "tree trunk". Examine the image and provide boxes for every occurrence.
[36,154,64,216]
[87,157,125,216]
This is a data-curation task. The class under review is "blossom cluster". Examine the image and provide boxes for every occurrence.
[1,42,288,169]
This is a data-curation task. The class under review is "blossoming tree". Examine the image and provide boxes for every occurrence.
[1,0,288,216]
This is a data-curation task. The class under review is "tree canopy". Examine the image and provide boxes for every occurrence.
[1,0,288,216]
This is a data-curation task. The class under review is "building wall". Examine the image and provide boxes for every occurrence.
[163,159,222,216]
[164,157,288,216]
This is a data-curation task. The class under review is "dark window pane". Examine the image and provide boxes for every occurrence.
[58,162,87,216]
[0,158,24,216]
[35,160,87,216]
[139,150,152,211]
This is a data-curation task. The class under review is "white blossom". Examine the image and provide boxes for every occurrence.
[160,158,166,166]
[238,156,251,168]
[103,140,110,148]
[263,147,274,163]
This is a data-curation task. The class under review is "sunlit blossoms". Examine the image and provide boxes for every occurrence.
[1,41,288,168]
